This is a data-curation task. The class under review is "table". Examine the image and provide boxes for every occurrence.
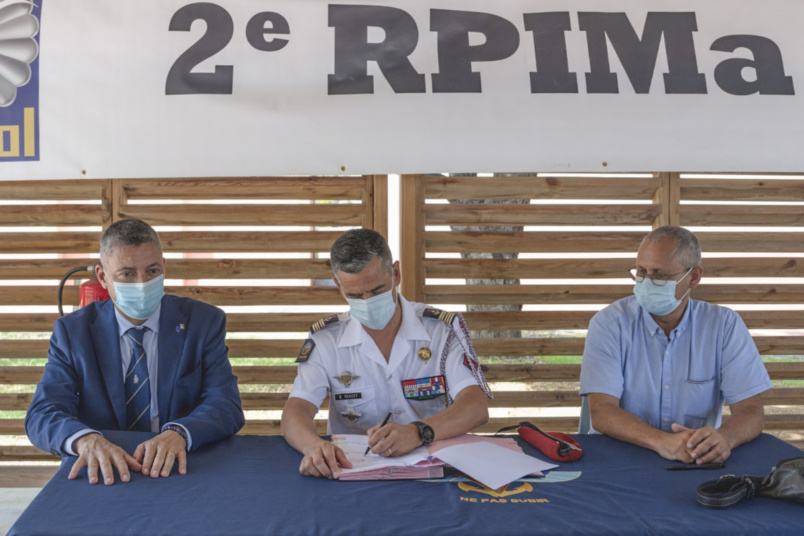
[9,432,804,536]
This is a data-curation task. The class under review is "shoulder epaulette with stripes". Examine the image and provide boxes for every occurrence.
[310,314,340,333]
[420,307,456,325]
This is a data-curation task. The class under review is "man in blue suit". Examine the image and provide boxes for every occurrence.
[25,219,244,485]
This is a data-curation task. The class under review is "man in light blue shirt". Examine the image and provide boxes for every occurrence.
[580,226,772,464]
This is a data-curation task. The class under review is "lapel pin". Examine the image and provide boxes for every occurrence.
[176,324,185,333]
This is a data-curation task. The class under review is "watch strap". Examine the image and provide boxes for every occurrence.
[412,420,434,444]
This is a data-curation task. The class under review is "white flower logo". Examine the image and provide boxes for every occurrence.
[0,0,39,107]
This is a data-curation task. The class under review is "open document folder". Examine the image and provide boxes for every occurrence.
[332,434,557,489]
[332,435,444,480]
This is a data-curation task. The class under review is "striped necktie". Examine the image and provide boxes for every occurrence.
[125,327,151,432]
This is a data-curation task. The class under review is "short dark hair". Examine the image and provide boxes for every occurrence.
[642,225,702,268]
[330,229,393,278]
[100,219,162,264]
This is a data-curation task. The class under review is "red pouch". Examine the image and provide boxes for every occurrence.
[497,421,583,462]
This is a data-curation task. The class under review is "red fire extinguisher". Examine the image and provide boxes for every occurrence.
[58,266,110,316]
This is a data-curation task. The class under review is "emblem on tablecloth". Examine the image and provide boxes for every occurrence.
[334,371,359,387]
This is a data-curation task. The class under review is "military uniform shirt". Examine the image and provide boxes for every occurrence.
[289,295,482,434]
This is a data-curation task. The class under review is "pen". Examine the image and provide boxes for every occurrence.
[365,411,393,455]
[667,462,726,471]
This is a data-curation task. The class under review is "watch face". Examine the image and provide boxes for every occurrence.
[421,424,435,443]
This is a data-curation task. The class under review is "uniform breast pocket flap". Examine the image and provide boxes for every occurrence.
[332,386,376,424]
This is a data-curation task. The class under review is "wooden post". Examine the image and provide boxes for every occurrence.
[371,175,388,238]
[654,172,680,228]
[399,174,424,302]
[111,179,123,226]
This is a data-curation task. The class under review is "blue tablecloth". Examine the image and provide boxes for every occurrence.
[9,432,804,536]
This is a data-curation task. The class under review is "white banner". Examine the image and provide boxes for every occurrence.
[1,0,804,179]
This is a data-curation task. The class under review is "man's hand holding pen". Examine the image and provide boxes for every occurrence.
[366,412,426,457]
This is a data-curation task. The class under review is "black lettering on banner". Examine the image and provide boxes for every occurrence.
[524,12,578,94]
[166,2,234,95]
[711,35,795,95]
[431,9,520,93]
[579,12,707,94]
[328,5,426,95]
[246,12,290,52]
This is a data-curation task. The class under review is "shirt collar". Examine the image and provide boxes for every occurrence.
[337,294,430,347]
[114,303,162,339]
[674,299,693,336]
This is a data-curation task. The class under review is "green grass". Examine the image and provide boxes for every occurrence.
[0,358,46,366]
[0,332,49,340]
[539,355,582,365]
[229,358,294,366]
[762,356,804,387]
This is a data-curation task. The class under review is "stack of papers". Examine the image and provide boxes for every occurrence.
[332,435,445,480]
[431,440,558,490]
[331,433,558,490]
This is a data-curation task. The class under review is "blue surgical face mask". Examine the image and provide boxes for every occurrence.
[633,267,693,316]
[113,274,165,320]
[346,284,398,331]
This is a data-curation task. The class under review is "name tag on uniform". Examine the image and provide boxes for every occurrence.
[334,392,362,401]
[402,375,447,401]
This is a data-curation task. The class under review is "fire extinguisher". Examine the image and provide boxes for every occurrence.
[57,266,110,317]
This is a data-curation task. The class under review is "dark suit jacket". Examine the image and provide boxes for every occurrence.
[25,295,245,456]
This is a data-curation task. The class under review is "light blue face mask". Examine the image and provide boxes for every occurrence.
[633,267,693,316]
[113,274,165,320]
[346,285,398,330]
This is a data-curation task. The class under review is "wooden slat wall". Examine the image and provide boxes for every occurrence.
[400,173,804,449]
[0,176,387,485]
[2,173,803,486]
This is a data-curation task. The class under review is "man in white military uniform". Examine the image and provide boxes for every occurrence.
[281,229,491,479]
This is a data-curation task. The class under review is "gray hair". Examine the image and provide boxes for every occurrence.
[330,229,393,278]
[642,225,702,268]
[100,219,162,264]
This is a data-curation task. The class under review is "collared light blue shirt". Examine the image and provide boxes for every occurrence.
[580,296,772,432]
[64,304,193,454]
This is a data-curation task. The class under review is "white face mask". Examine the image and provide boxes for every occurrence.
[112,275,165,320]
[345,285,398,330]
[633,267,693,316]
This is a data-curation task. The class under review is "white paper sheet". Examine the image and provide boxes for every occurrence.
[433,442,558,490]
[332,435,434,471]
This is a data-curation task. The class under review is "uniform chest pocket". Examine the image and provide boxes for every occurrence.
[331,386,377,425]
[680,377,718,427]
[401,375,448,419]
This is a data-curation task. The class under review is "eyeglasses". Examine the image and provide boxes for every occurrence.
[629,267,693,287]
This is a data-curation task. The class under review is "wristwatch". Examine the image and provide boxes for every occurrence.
[412,421,435,445]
